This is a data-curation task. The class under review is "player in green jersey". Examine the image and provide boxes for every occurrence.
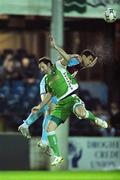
[32,36,108,166]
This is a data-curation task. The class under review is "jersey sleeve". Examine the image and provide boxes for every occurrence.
[67,57,84,74]
[40,75,47,95]
[67,57,80,67]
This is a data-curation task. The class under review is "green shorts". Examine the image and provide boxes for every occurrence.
[49,94,84,126]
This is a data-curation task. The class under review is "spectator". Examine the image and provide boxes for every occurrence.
[21,56,39,80]
[110,102,120,136]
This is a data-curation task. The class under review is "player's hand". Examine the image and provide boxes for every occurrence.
[49,35,56,48]
[87,57,97,68]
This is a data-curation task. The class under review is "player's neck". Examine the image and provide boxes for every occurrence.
[48,67,52,74]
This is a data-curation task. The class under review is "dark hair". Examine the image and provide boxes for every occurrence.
[38,56,52,66]
[80,49,96,59]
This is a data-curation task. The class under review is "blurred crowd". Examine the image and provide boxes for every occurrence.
[0,49,120,136]
[0,49,42,135]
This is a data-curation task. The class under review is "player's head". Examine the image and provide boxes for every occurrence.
[38,57,52,74]
[80,49,97,66]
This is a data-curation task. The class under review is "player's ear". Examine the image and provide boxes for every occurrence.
[82,54,86,59]
[48,62,51,67]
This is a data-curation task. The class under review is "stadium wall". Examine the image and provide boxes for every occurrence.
[0,0,119,19]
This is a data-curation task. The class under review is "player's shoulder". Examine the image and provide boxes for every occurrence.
[40,75,47,85]
[41,74,47,81]
[68,57,80,66]
[56,58,80,68]
[56,60,66,69]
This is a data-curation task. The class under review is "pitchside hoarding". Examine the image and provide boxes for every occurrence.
[69,137,120,170]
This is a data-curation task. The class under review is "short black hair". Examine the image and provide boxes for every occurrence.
[38,56,52,66]
[80,49,96,59]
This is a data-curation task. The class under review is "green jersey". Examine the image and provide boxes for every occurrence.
[45,61,78,100]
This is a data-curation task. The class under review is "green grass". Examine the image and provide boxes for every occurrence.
[0,171,120,180]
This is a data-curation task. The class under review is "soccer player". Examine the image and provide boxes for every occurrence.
[31,36,108,166]
[18,56,81,154]
[18,55,93,155]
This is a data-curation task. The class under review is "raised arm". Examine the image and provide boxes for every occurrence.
[49,35,79,66]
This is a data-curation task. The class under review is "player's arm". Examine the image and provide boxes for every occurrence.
[40,75,48,102]
[49,35,79,66]
[80,57,97,70]
[41,93,52,107]
[40,75,52,106]
[40,93,46,101]
[32,92,52,113]
[32,75,53,113]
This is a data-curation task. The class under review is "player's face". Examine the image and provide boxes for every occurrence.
[39,62,49,74]
[82,55,94,66]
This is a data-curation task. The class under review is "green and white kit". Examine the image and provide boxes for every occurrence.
[45,61,85,125]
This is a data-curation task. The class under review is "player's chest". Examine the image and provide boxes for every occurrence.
[48,74,60,86]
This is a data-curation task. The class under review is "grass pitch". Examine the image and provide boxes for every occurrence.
[0,171,120,180]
